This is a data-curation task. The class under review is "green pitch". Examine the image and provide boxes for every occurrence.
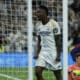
[0,67,56,80]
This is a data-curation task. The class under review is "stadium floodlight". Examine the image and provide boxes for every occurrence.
[63,0,68,80]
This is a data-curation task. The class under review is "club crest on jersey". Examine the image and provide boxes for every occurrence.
[53,28,58,33]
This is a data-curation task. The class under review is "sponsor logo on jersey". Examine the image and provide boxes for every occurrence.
[39,31,51,36]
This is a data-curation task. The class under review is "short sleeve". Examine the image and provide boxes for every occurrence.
[50,19,61,35]
[34,22,41,36]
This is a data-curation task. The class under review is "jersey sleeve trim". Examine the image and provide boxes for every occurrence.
[50,19,61,35]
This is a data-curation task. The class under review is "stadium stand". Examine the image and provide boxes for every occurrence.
[0,0,27,52]
[0,0,63,52]
[68,0,80,51]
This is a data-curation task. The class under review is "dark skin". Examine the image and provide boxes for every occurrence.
[34,7,62,80]
[34,35,41,59]
[55,34,62,61]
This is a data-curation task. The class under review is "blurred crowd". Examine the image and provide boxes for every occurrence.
[0,0,63,52]
[68,0,80,51]
[0,0,27,52]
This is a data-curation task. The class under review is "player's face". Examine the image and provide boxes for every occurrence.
[36,8,46,20]
[76,54,80,65]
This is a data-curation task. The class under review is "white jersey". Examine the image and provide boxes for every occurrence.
[36,19,61,53]
[35,19,62,70]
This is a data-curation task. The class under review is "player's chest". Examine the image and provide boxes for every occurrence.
[38,25,53,36]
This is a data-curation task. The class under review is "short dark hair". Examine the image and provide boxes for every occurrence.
[39,5,48,15]
[75,52,80,59]
[71,47,80,61]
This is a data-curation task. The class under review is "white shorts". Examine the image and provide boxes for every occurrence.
[35,51,62,70]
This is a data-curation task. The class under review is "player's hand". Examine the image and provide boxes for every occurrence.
[55,57,61,62]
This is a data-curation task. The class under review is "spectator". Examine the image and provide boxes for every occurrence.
[68,47,80,80]
[72,27,80,46]
[70,0,80,13]
[68,0,80,51]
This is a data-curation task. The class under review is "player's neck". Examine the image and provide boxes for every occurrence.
[42,17,49,25]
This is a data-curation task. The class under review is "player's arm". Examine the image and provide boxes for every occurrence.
[34,35,41,59]
[54,34,62,61]
[33,21,41,36]
[33,32,37,36]
[52,20,62,61]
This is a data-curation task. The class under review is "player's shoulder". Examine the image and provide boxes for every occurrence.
[36,21,42,27]
[49,19,58,26]
[34,21,42,33]
[35,21,42,29]
[50,19,57,23]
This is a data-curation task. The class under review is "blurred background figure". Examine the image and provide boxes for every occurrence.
[68,47,80,80]
[68,0,80,52]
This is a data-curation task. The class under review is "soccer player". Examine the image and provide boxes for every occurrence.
[34,5,62,80]
[68,47,80,80]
